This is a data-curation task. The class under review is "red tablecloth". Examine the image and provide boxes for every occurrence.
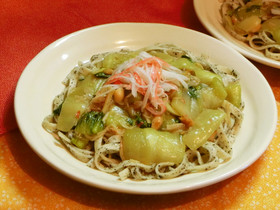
[0,0,207,135]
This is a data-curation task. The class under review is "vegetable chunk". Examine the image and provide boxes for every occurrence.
[226,82,242,108]
[75,111,104,135]
[105,106,133,128]
[121,128,186,165]
[182,109,226,151]
[57,75,105,131]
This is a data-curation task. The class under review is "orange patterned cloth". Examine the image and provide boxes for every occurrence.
[0,102,279,209]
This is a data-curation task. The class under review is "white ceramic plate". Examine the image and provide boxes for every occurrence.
[14,23,277,194]
[194,0,280,69]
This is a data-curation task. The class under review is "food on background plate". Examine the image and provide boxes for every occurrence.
[220,0,280,61]
[42,44,243,180]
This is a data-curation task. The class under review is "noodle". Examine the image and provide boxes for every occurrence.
[42,44,244,180]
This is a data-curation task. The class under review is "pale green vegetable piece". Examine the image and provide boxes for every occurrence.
[211,77,228,100]
[261,18,280,44]
[236,15,261,33]
[194,69,222,85]
[57,95,87,132]
[105,106,132,128]
[149,51,175,63]
[166,102,180,116]
[226,82,242,108]
[102,52,138,69]
[71,137,89,149]
[236,3,261,20]
[200,86,224,109]
[161,112,180,128]
[171,96,188,117]
[122,128,186,165]
[182,109,226,151]
[170,58,202,71]
[273,28,280,44]
[57,75,106,132]
[171,89,203,120]
[150,51,203,71]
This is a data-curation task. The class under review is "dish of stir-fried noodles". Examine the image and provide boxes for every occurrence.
[42,44,243,180]
[220,0,280,61]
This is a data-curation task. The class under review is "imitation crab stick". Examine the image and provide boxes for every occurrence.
[105,52,189,115]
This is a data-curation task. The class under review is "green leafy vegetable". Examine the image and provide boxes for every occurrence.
[94,72,111,78]
[135,113,151,128]
[75,111,104,135]
[53,103,63,116]
[71,137,89,149]
[171,89,203,120]
[188,86,198,99]
[246,5,261,13]
[126,118,134,126]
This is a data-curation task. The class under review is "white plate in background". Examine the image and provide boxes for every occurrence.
[194,0,280,69]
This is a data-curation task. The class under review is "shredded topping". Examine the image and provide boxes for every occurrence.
[104,52,189,115]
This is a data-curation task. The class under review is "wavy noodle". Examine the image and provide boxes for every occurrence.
[42,44,244,180]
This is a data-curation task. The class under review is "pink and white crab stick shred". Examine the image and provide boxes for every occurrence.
[104,52,189,115]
